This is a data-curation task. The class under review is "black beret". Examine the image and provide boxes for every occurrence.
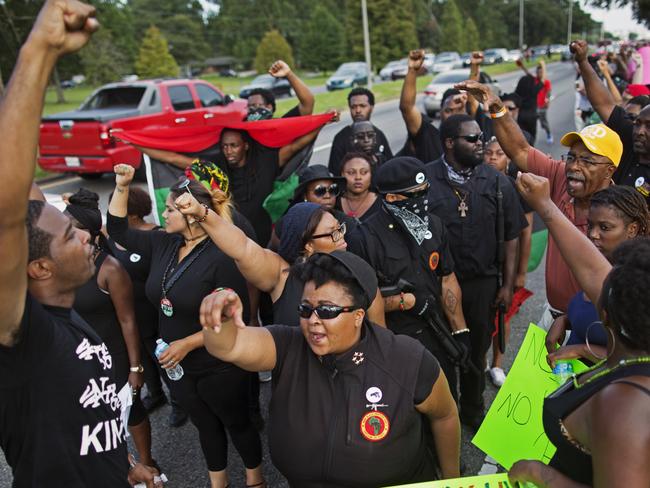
[375,156,428,194]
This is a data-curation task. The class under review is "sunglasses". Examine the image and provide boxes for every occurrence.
[298,303,359,320]
[454,133,483,143]
[397,184,430,199]
[311,222,346,242]
[312,183,340,198]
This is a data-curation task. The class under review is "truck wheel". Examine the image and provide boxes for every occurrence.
[79,173,102,180]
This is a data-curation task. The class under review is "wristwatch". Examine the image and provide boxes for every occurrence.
[129,364,144,373]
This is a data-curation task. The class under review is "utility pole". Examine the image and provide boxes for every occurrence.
[519,0,524,51]
[361,0,373,89]
[567,0,574,45]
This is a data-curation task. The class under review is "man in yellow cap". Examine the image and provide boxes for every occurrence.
[455,80,622,323]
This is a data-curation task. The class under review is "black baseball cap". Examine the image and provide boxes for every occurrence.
[315,251,378,308]
[375,156,428,195]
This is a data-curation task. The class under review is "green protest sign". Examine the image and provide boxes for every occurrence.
[472,324,588,469]
[384,472,536,487]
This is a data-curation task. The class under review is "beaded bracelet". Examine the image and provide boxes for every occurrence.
[195,203,210,223]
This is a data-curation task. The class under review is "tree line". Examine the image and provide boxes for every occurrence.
[1,0,604,90]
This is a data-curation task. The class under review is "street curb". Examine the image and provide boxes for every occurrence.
[35,173,70,185]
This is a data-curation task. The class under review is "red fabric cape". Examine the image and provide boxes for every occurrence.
[111,113,334,152]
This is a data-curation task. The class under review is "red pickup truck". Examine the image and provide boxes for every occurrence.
[38,79,247,177]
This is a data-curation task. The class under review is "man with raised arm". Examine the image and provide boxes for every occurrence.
[0,1,157,486]
[456,79,622,324]
[572,39,650,205]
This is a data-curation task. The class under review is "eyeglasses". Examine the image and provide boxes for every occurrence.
[298,303,359,320]
[312,184,340,198]
[454,133,483,143]
[561,153,612,167]
[398,183,430,199]
[311,223,346,242]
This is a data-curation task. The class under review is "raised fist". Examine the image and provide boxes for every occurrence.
[28,0,99,56]
[515,172,551,211]
[470,51,484,65]
[408,49,425,71]
[173,192,204,222]
[570,40,589,63]
[113,164,135,188]
[269,60,292,78]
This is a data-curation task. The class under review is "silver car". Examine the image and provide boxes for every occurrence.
[422,69,502,118]
[432,52,462,73]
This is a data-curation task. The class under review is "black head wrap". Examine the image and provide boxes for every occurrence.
[65,188,102,237]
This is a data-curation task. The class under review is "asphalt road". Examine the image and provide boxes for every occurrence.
[0,61,579,487]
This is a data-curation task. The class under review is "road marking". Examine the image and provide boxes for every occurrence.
[40,176,81,190]
[314,142,332,153]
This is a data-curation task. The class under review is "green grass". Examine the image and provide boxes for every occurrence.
[275,76,431,115]
[483,54,562,76]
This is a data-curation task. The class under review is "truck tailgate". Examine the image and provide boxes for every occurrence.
[39,120,107,156]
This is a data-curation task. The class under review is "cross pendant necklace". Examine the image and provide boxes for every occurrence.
[458,200,468,217]
[453,189,469,218]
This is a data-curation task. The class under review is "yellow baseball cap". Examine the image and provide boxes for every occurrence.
[560,124,623,167]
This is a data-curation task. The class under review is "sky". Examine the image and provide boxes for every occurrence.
[583,2,650,37]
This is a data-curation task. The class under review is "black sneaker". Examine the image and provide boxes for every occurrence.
[169,405,188,428]
[142,392,167,413]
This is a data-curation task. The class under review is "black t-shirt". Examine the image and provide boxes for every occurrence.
[608,105,650,205]
[106,213,251,374]
[515,75,543,112]
[0,295,129,487]
[216,142,280,245]
[328,124,393,176]
[409,113,443,164]
[281,105,301,119]
[267,322,439,487]
[347,205,455,336]
[425,160,528,281]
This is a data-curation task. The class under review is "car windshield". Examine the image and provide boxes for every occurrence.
[252,74,274,84]
[436,55,456,63]
[335,65,363,75]
[432,72,468,83]
[81,87,146,110]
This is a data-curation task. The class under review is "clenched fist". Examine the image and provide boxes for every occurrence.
[408,49,425,71]
[28,0,99,56]
[113,164,135,188]
[269,60,292,78]
[173,192,205,221]
[570,40,589,63]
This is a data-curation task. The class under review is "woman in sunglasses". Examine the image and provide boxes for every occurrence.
[107,164,264,488]
[339,152,381,221]
[199,251,460,487]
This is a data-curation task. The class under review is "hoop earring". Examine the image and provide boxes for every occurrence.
[587,322,615,361]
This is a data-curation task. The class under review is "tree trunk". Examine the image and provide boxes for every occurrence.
[52,65,66,104]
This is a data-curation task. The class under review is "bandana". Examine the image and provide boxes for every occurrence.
[442,156,473,185]
[184,159,229,194]
[246,107,274,121]
[384,196,430,245]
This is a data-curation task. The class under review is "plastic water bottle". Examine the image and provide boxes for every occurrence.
[154,338,184,381]
[553,360,574,384]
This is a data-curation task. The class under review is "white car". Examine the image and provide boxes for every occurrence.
[423,69,502,117]
[503,49,522,63]
[432,52,462,73]
[379,60,403,80]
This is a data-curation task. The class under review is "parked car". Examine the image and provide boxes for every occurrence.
[60,80,77,89]
[461,52,472,67]
[432,52,462,73]
[483,48,508,64]
[239,74,292,99]
[504,49,522,62]
[423,69,502,117]
[560,45,572,61]
[38,79,248,177]
[219,68,237,77]
[549,44,565,54]
[326,62,368,91]
[379,60,403,80]
[423,53,436,72]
